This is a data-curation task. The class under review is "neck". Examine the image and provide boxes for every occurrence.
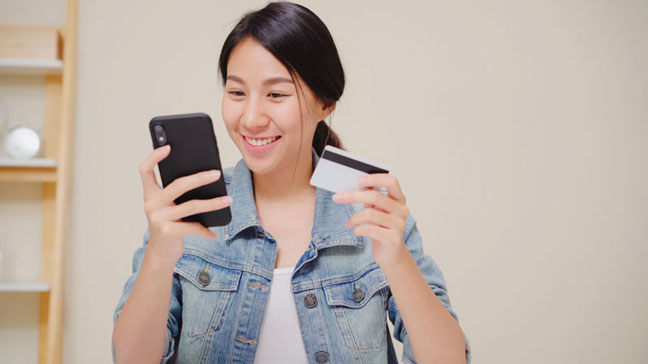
[252,150,315,204]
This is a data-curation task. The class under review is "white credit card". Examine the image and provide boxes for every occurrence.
[310,145,390,194]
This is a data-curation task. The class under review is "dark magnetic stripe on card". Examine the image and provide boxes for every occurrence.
[322,150,388,174]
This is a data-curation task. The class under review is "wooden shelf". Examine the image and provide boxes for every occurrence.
[0,158,57,167]
[0,59,63,75]
[0,158,58,182]
[1,11,77,364]
[0,282,51,292]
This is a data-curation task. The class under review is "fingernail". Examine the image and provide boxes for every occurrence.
[332,194,342,202]
[224,196,232,204]
[208,170,220,179]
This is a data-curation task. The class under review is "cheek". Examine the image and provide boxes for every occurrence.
[221,98,241,130]
[271,98,303,133]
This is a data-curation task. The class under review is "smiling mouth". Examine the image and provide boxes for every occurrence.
[243,135,281,147]
[243,135,281,146]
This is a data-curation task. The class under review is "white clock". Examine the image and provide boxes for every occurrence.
[5,126,41,160]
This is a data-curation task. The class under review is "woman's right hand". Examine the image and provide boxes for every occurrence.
[138,144,232,268]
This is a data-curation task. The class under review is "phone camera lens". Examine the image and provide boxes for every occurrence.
[154,124,167,145]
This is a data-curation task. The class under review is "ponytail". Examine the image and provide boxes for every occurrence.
[313,120,343,156]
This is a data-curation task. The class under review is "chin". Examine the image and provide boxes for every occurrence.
[237,148,275,175]
[244,159,274,175]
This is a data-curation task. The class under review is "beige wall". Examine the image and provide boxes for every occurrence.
[1,0,647,363]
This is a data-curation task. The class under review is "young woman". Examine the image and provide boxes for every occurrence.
[112,2,470,363]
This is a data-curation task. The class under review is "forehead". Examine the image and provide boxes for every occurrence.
[227,37,291,80]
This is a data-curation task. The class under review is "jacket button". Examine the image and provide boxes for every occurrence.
[315,351,329,363]
[304,293,318,308]
[353,288,365,303]
[198,271,211,286]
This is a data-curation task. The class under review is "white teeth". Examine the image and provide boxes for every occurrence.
[245,135,279,146]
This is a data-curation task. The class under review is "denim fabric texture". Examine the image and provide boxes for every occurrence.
[113,150,471,363]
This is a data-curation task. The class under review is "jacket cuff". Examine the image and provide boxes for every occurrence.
[161,327,176,363]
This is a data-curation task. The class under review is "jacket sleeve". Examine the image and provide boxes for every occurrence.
[387,214,471,364]
[112,227,183,363]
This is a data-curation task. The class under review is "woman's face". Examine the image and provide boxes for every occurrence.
[222,37,331,176]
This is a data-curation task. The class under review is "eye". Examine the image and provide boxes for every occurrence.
[268,92,285,99]
[228,91,245,97]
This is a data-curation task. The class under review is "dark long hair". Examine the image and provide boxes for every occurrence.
[218,1,345,156]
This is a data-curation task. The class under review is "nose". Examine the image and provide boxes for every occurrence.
[241,94,270,131]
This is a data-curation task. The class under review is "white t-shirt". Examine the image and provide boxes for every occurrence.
[253,266,309,363]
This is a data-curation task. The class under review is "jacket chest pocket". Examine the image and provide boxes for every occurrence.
[323,267,389,351]
[175,254,242,339]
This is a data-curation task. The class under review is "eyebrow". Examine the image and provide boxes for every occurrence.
[226,74,294,86]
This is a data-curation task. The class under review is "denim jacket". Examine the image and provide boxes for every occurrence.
[113,150,471,364]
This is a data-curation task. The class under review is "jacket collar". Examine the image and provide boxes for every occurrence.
[223,148,363,249]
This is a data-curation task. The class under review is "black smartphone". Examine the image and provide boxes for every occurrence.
[149,112,231,227]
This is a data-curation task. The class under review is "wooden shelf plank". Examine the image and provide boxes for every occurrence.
[0,159,58,182]
[0,158,57,167]
[0,58,63,75]
[0,282,51,292]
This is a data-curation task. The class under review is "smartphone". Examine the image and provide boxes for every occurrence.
[149,112,232,227]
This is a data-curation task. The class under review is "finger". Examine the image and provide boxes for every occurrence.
[353,224,401,243]
[163,169,222,204]
[333,189,402,214]
[162,195,232,221]
[364,202,387,213]
[140,145,171,201]
[357,173,406,203]
[346,208,402,230]
[180,221,220,240]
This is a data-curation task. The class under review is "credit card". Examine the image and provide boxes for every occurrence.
[310,145,389,194]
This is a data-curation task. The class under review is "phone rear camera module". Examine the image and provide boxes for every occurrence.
[154,124,167,146]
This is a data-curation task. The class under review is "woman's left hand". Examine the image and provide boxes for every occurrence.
[332,173,410,269]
